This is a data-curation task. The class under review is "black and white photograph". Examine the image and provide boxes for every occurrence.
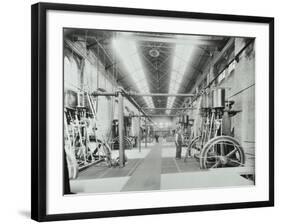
[0,0,278,223]
[63,28,256,194]
[30,2,274,221]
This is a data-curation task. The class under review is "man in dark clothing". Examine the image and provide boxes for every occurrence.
[155,134,159,143]
[175,128,183,159]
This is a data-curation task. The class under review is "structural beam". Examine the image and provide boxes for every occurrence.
[121,35,223,46]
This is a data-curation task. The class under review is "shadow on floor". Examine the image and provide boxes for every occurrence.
[78,159,142,180]
[18,210,30,218]
[161,157,202,174]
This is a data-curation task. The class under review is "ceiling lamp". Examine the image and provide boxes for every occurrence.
[112,35,154,108]
[149,48,160,58]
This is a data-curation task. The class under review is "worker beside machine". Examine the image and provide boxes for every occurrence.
[175,128,184,159]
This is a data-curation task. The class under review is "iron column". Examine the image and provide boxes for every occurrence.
[117,89,125,167]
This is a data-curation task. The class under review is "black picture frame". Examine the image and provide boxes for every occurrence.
[31,2,274,222]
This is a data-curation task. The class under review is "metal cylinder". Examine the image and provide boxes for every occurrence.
[212,88,225,108]
[77,91,85,107]
[182,115,185,123]
[64,90,77,108]
[207,93,213,108]
[201,93,212,109]
[183,115,189,124]
[201,90,213,109]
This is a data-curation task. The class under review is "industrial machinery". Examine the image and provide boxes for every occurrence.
[185,87,245,169]
[110,117,134,150]
[64,90,114,179]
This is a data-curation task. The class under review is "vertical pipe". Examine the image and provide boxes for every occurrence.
[138,110,141,152]
[80,59,85,90]
[118,90,125,167]
[97,46,99,89]
[145,118,148,148]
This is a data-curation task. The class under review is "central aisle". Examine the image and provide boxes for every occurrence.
[121,143,162,191]
[70,142,254,194]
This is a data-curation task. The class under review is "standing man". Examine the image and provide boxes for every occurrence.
[155,134,159,143]
[175,128,183,159]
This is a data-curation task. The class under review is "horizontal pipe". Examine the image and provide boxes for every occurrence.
[120,89,153,122]
[92,91,116,97]
[132,114,181,117]
[91,89,152,122]
[129,92,194,97]
[143,107,196,111]
[93,91,194,97]
[143,107,187,110]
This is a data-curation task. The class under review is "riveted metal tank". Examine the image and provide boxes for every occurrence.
[212,88,225,108]
[201,92,213,109]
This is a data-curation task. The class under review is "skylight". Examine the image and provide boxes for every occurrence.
[166,44,195,113]
[112,35,154,108]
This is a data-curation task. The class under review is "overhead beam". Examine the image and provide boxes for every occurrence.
[122,36,223,46]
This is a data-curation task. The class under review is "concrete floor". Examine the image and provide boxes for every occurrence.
[70,142,254,194]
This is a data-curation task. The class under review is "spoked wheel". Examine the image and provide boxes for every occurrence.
[184,136,201,162]
[199,136,245,169]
